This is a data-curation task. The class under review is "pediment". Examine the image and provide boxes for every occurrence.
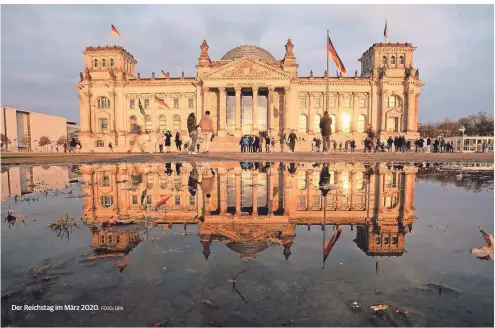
[202,57,291,80]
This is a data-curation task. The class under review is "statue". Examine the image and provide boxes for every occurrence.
[151,72,155,80]
[79,72,83,82]
[309,70,313,78]
[285,38,294,57]
[84,67,91,81]
[137,72,141,80]
[415,69,420,78]
[324,70,328,78]
[167,72,170,79]
[200,39,209,57]
[354,70,358,78]
[336,70,339,77]
[369,68,374,79]
[181,71,185,79]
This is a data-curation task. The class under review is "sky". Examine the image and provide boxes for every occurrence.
[1,4,493,123]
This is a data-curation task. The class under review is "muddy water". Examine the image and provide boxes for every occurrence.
[1,161,493,327]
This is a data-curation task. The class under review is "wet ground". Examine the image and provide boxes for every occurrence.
[1,161,493,327]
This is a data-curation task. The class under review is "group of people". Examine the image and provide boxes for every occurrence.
[311,138,357,152]
[239,133,276,153]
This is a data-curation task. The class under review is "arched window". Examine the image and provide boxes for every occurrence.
[102,59,106,68]
[96,140,105,147]
[145,115,153,133]
[399,56,404,65]
[100,196,113,208]
[173,115,181,132]
[97,97,111,109]
[146,173,154,189]
[382,56,387,65]
[110,58,114,67]
[340,113,351,133]
[94,58,98,68]
[313,114,321,132]
[387,95,401,107]
[297,171,307,190]
[383,196,399,209]
[357,115,366,133]
[159,115,167,132]
[298,115,307,133]
[330,114,336,134]
[391,56,396,65]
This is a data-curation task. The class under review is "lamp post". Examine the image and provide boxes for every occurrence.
[458,126,466,153]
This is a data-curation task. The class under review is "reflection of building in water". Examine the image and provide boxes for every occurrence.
[81,162,417,260]
[1,166,70,201]
[91,225,143,257]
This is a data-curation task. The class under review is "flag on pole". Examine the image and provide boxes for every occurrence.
[111,24,123,39]
[384,21,388,42]
[154,95,169,109]
[161,70,167,78]
[138,99,145,116]
[327,36,346,76]
[323,226,342,263]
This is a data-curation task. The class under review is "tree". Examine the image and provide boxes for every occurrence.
[39,136,51,151]
[57,135,67,146]
[1,134,10,147]
[419,111,494,137]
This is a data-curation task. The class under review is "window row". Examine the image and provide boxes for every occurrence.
[129,98,194,109]
[93,58,115,69]
[130,194,195,206]
[300,96,368,108]
[381,55,405,65]
[297,114,367,133]
[129,114,182,133]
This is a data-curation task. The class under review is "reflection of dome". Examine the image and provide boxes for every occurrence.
[226,241,268,260]
[221,44,276,61]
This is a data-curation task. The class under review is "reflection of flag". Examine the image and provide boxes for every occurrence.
[384,21,388,40]
[138,100,145,116]
[161,70,167,78]
[323,226,342,263]
[155,95,169,109]
[155,195,171,208]
[328,36,346,76]
[111,24,123,39]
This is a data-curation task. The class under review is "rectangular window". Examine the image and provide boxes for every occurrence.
[99,118,108,131]
[300,97,307,108]
[359,98,366,108]
[100,235,104,243]
[175,196,181,205]
[315,97,322,107]
[131,174,142,185]
[173,99,179,108]
[130,99,135,109]
[188,98,194,108]
[102,175,110,187]
[329,97,336,108]
[132,195,138,205]
[116,235,120,244]
[189,196,195,205]
[312,195,321,207]
[108,235,113,244]
[146,195,152,205]
[393,118,399,132]
[144,99,150,108]
[298,196,306,206]
[344,98,351,108]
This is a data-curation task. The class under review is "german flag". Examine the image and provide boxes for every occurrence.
[328,36,346,76]
[155,95,169,109]
[138,99,145,116]
[111,24,123,39]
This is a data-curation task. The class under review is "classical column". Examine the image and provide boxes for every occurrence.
[202,87,210,115]
[352,92,359,133]
[306,170,313,208]
[196,86,203,122]
[235,87,242,137]
[381,91,388,132]
[115,87,125,133]
[235,168,241,214]
[85,92,93,133]
[79,93,90,133]
[283,170,289,215]
[267,86,274,136]
[218,87,227,136]
[219,168,227,214]
[407,90,415,132]
[252,172,258,215]
[267,168,274,215]
[283,87,290,134]
[252,86,259,134]
[308,92,314,134]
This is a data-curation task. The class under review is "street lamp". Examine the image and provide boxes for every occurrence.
[459,126,466,153]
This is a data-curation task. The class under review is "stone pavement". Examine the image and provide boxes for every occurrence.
[1,151,493,165]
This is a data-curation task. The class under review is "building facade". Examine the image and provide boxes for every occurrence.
[1,106,78,152]
[77,39,424,152]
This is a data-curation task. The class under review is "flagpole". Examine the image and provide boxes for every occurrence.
[326,30,329,115]
[322,193,327,269]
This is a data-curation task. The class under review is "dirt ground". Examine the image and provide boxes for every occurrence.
[1,151,493,165]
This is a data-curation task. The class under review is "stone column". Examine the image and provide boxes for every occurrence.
[196,86,203,122]
[267,86,274,136]
[252,86,259,135]
[116,87,125,133]
[381,91,388,132]
[407,90,415,132]
[219,168,227,214]
[79,93,90,133]
[283,170,290,215]
[218,87,227,136]
[352,92,359,133]
[308,92,314,134]
[202,87,210,116]
[306,170,313,207]
[252,172,258,215]
[267,168,274,215]
[235,87,242,137]
[235,168,241,214]
[283,87,290,134]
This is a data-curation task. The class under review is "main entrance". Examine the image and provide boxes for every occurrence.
[226,88,268,135]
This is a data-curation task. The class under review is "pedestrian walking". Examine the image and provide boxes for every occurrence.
[319,111,332,154]
[187,113,199,154]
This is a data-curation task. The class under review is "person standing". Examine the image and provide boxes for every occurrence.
[127,117,142,153]
[175,132,182,152]
[157,131,164,153]
[333,140,337,152]
[199,110,214,154]
[387,137,393,152]
[319,111,332,154]
[288,129,297,153]
[350,139,356,152]
[164,131,172,153]
[108,142,113,152]
[426,137,431,153]
[187,113,199,154]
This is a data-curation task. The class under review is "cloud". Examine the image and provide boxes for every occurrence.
[1,4,493,122]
